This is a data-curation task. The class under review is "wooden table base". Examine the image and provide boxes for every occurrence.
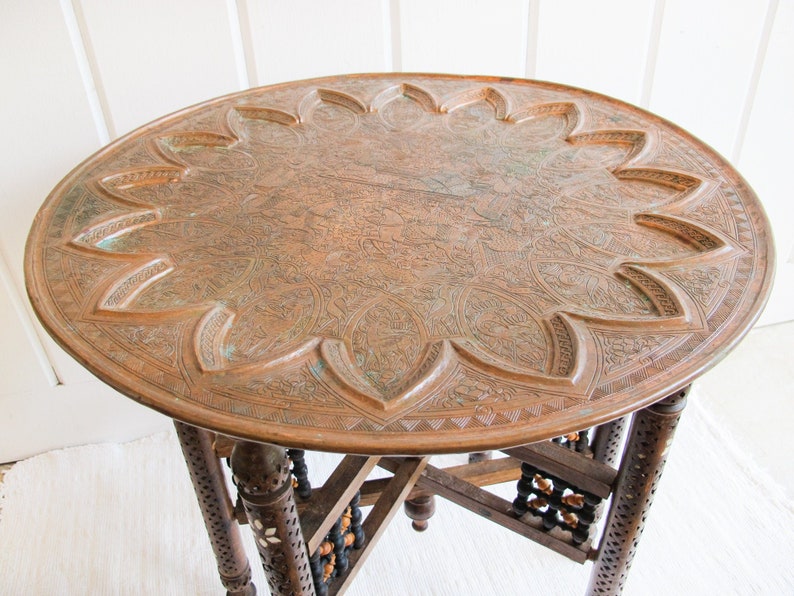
[177,387,688,596]
[230,441,315,595]
[587,387,688,594]
[174,422,256,596]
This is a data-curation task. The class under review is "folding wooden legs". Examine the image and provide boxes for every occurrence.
[587,387,689,595]
[176,429,343,596]
[174,422,256,596]
[176,386,688,596]
[177,427,427,596]
[327,457,429,595]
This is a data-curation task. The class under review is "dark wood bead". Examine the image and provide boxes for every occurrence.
[349,492,365,549]
[287,449,312,500]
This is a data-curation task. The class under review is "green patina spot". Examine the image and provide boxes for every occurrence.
[97,236,120,250]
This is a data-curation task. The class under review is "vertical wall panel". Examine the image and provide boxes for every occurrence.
[2,1,793,458]
[0,0,105,386]
[400,0,528,77]
[0,0,103,285]
[738,0,794,326]
[535,0,655,105]
[0,263,51,396]
[244,0,389,86]
[77,0,242,137]
[0,1,171,461]
[649,0,767,158]
[0,247,57,388]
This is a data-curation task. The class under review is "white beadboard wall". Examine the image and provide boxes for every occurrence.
[1,0,791,462]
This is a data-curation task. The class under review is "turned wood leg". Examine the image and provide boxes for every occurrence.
[587,386,689,595]
[174,422,256,596]
[230,441,316,596]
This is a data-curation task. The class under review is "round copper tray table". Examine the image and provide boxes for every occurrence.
[26,74,773,595]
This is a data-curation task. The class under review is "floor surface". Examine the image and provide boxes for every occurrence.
[693,320,793,495]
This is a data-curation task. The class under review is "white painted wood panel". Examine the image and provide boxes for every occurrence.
[242,0,389,86]
[399,0,528,77]
[535,0,656,105]
[0,382,171,463]
[0,240,57,388]
[1,1,792,457]
[0,0,106,387]
[76,0,243,137]
[649,0,768,158]
[0,1,172,462]
[0,260,50,396]
[739,0,794,326]
[0,0,103,286]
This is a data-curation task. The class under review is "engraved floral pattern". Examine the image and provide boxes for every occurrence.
[63,82,735,410]
[29,75,769,453]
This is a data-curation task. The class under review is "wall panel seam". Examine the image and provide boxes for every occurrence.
[389,0,402,71]
[732,0,779,165]
[524,0,539,79]
[518,0,530,78]
[640,0,665,109]
[226,0,252,90]
[233,0,259,88]
[59,0,115,141]
[0,247,60,387]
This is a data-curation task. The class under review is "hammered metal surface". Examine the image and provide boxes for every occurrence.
[25,74,773,454]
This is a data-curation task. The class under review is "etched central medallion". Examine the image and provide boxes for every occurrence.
[69,83,732,411]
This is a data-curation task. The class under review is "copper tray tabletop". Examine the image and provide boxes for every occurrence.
[25,74,774,455]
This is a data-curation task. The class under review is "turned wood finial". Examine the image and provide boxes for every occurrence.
[528,497,547,510]
[230,441,290,497]
[404,494,436,532]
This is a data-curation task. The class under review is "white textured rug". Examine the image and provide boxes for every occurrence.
[1,396,792,595]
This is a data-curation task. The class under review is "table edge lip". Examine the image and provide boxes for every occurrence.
[23,72,777,454]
